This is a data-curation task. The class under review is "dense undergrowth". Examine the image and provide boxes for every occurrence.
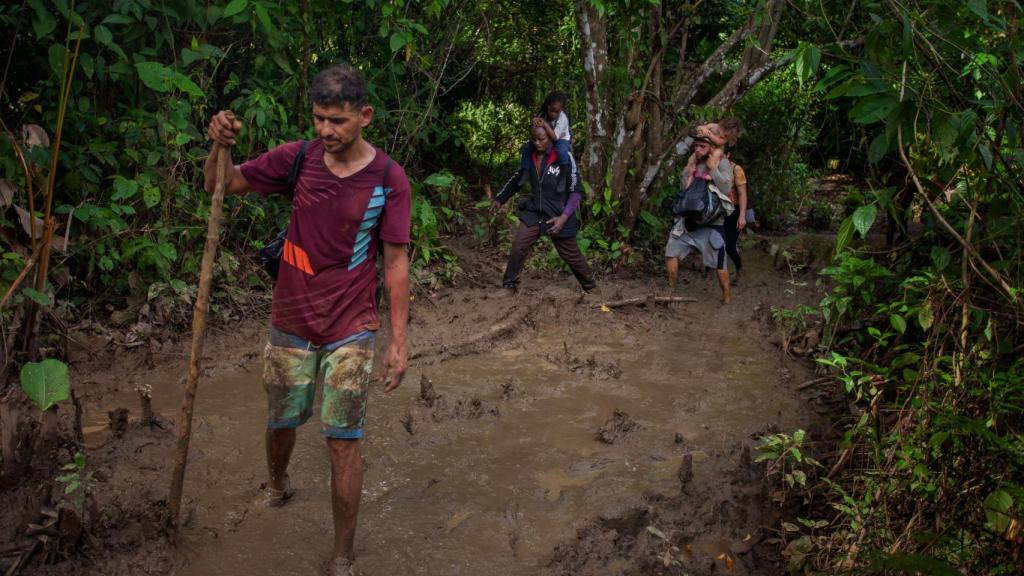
[764,2,1024,573]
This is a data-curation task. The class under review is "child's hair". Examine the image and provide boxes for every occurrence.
[538,90,569,118]
[719,117,743,146]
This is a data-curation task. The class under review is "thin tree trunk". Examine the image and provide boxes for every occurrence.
[573,0,612,196]
[296,0,311,131]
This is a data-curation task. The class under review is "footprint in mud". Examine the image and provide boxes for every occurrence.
[546,342,623,380]
[596,410,639,444]
[499,377,524,400]
[417,374,499,424]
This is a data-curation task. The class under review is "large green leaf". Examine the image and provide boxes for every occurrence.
[28,0,57,39]
[794,43,821,87]
[852,205,877,237]
[849,94,898,124]
[984,489,1013,533]
[835,216,854,254]
[868,132,890,163]
[423,172,454,187]
[20,359,71,411]
[48,44,69,80]
[135,62,204,99]
[136,61,173,93]
[223,0,249,18]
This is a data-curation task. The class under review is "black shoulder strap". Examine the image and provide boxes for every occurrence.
[381,158,393,191]
[286,140,310,190]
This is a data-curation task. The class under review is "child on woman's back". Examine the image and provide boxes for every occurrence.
[520,90,572,171]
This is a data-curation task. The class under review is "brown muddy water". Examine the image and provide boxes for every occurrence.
[73,238,823,576]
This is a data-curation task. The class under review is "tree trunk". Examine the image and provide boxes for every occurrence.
[573,0,612,197]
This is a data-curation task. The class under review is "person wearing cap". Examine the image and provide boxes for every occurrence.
[665,135,735,303]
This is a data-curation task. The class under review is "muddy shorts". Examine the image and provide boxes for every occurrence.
[262,326,375,439]
[665,222,727,271]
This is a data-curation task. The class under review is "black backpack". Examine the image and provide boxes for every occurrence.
[258,140,310,281]
[671,171,726,230]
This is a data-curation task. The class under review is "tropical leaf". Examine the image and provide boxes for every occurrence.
[20,359,71,411]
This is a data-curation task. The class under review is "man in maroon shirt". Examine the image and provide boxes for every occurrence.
[205,64,410,576]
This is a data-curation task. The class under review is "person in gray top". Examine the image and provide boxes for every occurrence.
[665,136,736,303]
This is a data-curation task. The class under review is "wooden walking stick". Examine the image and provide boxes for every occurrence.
[168,139,232,531]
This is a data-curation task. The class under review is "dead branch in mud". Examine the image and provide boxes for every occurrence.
[597,296,697,309]
[410,306,533,361]
[797,376,833,390]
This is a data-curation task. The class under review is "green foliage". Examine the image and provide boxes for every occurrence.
[731,67,819,231]
[20,358,70,411]
[56,452,95,518]
[756,429,821,490]
[771,304,820,341]
[794,2,1024,571]
[452,101,529,169]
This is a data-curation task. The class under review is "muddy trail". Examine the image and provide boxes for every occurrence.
[2,234,836,576]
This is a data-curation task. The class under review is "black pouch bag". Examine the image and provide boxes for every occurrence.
[259,140,310,281]
[672,173,724,230]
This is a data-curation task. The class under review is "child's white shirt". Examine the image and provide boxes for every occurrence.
[551,111,571,141]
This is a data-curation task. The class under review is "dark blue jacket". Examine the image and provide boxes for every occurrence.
[496,148,582,238]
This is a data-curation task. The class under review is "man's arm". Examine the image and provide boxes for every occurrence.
[708,157,735,202]
[202,152,252,195]
[380,241,409,393]
[736,182,748,227]
[204,110,252,195]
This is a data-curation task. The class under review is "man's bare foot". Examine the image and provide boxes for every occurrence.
[257,474,295,507]
[326,557,355,576]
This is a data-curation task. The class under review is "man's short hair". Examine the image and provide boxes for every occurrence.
[309,64,368,109]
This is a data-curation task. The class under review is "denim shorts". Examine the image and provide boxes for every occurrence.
[262,326,375,439]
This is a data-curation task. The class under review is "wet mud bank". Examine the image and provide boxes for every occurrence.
[2,236,831,575]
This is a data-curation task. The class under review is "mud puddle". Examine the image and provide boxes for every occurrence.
[84,323,806,572]
[61,236,824,575]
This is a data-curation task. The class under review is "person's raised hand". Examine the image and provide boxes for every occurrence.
[208,110,241,147]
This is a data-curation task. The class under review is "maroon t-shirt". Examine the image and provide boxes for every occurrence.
[240,140,411,344]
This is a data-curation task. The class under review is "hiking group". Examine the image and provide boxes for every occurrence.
[203,64,753,575]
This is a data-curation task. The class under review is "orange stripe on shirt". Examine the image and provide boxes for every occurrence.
[298,250,313,275]
[296,245,314,275]
[283,240,294,266]
[283,240,314,276]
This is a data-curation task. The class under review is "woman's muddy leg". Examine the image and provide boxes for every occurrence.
[552,236,596,290]
[502,223,540,289]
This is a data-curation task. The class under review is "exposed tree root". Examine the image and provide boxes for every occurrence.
[597,296,697,309]
[411,306,534,361]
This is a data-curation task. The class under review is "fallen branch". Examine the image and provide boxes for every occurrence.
[410,305,533,360]
[797,376,833,390]
[597,296,697,309]
[0,240,46,311]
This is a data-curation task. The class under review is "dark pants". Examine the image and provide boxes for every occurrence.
[502,223,596,290]
[723,210,742,272]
